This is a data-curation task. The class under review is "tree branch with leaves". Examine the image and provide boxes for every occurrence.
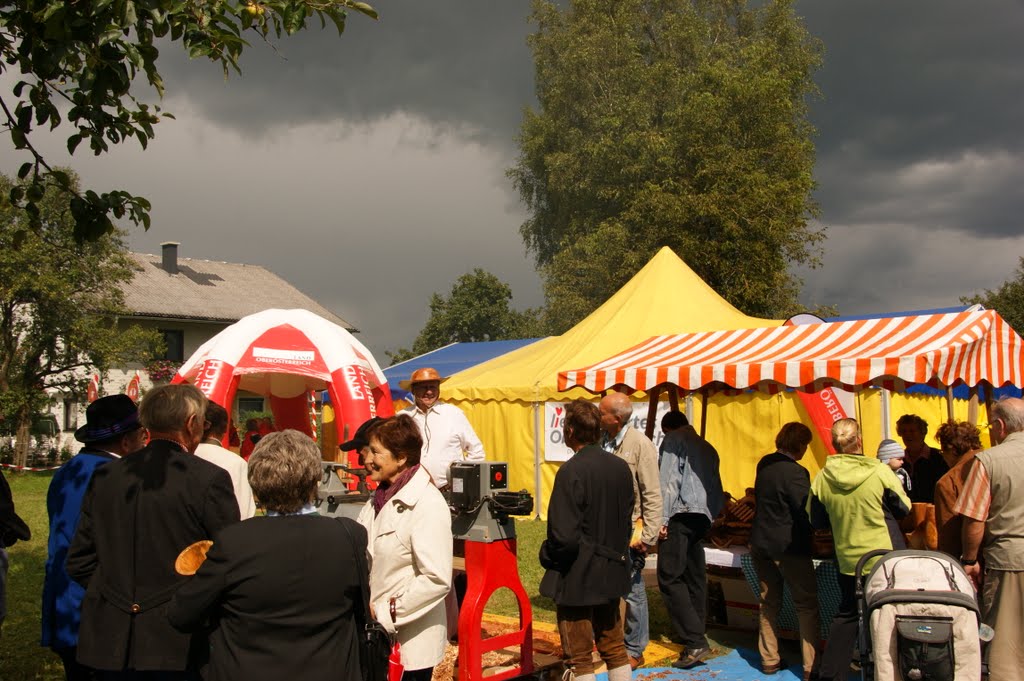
[0,170,162,467]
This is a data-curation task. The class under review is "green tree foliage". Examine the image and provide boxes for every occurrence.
[0,0,376,241]
[962,257,1024,335]
[388,269,542,363]
[0,170,162,467]
[512,0,825,332]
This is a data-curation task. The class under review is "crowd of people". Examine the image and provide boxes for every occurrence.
[30,368,478,681]
[540,397,1024,681]
[3,368,1021,680]
[746,402,1024,681]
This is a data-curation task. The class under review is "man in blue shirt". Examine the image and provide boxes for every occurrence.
[657,413,723,670]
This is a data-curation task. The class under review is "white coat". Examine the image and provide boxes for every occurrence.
[357,466,453,671]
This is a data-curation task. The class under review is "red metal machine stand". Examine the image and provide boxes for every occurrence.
[457,538,534,681]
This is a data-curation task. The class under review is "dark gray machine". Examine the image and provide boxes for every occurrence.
[315,462,369,520]
[448,461,533,542]
[316,460,534,531]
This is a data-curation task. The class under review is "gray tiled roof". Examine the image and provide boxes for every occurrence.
[121,252,354,329]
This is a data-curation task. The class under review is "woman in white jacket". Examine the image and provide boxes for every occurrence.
[357,414,453,680]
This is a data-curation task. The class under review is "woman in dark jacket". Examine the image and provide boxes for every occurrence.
[750,422,819,679]
[169,430,365,681]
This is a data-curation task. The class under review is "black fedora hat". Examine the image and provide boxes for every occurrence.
[74,394,141,444]
[340,416,385,452]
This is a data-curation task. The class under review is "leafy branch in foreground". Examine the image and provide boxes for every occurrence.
[0,0,377,241]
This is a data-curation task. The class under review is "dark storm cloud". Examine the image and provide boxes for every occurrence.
[155,1,536,146]
[801,0,1024,237]
[6,0,1024,355]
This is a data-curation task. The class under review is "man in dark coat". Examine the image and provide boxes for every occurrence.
[43,394,148,681]
[749,422,819,680]
[896,414,948,503]
[67,384,240,679]
[540,399,634,681]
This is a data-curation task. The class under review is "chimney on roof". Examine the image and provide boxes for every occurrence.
[161,242,179,275]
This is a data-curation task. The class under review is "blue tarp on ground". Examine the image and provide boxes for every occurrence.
[605,648,859,680]
[383,339,544,402]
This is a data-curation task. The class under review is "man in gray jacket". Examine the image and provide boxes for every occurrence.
[599,391,663,669]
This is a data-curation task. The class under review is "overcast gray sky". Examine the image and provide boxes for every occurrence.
[6,1,1024,363]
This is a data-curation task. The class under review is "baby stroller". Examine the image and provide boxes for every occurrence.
[855,549,982,680]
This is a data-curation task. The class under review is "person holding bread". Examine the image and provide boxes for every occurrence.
[169,430,366,681]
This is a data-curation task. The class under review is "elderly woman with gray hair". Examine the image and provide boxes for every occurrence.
[169,430,367,681]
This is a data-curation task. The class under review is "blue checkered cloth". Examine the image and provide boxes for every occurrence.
[740,553,842,637]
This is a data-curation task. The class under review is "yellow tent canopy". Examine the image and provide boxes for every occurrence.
[445,247,781,403]
[444,248,979,518]
[443,247,785,516]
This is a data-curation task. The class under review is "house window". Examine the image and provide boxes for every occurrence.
[237,397,265,414]
[63,399,78,431]
[159,329,185,363]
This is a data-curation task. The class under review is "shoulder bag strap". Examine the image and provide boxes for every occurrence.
[337,518,374,628]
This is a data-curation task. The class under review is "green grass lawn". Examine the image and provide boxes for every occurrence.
[2,471,745,678]
[3,471,63,680]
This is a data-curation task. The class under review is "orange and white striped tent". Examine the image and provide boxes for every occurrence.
[558,309,1024,395]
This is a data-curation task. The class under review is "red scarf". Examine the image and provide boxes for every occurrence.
[372,464,420,516]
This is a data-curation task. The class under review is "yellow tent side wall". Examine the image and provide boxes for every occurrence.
[446,398,559,518]
[452,390,980,520]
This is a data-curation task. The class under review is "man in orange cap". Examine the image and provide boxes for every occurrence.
[400,367,486,640]
[399,367,485,490]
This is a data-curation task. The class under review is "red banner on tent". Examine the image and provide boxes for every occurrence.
[786,314,853,454]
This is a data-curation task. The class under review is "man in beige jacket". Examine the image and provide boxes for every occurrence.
[600,391,663,669]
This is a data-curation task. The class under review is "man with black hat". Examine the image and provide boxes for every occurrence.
[339,416,384,492]
[399,367,485,490]
[42,394,148,680]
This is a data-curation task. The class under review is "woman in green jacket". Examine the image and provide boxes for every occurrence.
[808,418,911,681]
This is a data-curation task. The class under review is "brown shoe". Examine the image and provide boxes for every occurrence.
[628,654,645,670]
[671,646,711,670]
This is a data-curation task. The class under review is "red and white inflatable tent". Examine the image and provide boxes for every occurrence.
[172,308,393,455]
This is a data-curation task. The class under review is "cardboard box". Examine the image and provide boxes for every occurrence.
[706,564,760,631]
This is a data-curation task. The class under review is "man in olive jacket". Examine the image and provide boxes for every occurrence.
[540,399,634,681]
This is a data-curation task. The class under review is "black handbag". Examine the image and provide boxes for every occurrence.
[339,518,395,681]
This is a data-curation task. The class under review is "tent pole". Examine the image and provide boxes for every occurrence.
[533,401,542,520]
[983,381,995,427]
[668,385,680,412]
[968,385,979,425]
[700,389,708,440]
[946,387,955,422]
[645,385,661,440]
[880,389,891,440]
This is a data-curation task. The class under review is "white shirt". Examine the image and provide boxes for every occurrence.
[195,442,257,519]
[401,402,485,488]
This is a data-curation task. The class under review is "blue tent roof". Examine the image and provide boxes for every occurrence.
[383,339,544,402]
